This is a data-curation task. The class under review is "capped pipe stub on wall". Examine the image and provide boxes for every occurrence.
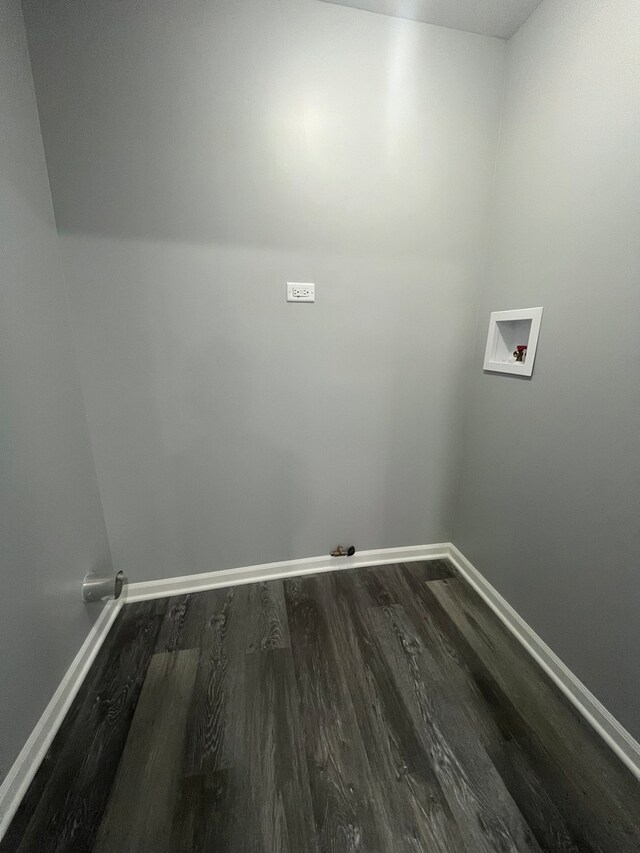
[330,545,356,557]
[82,570,124,603]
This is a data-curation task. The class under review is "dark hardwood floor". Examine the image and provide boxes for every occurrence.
[2,560,639,851]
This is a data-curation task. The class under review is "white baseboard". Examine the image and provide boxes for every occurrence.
[124,543,451,602]
[0,598,124,839]
[2,540,638,842]
[447,544,640,781]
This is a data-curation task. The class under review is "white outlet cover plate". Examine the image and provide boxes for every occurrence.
[287,282,315,302]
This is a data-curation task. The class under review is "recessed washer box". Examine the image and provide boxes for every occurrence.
[483,307,543,377]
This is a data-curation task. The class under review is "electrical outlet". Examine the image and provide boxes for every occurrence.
[287,282,315,303]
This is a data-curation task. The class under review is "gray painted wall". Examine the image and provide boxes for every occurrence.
[23,0,505,581]
[6,0,639,782]
[0,0,113,780]
[454,0,640,739]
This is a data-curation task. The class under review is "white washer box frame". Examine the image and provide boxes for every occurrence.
[483,307,543,377]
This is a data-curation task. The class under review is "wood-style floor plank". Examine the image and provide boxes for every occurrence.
[244,579,290,653]
[424,575,640,853]
[4,600,166,853]
[409,558,456,582]
[170,769,231,853]
[393,566,620,851]
[93,649,199,853]
[3,560,639,853]
[345,560,454,607]
[377,604,541,852]
[313,573,467,853]
[153,592,214,653]
[336,563,615,852]
[284,575,389,852]
[334,569,542,853]
[231,648,318,853]
[174,646,318,853]
[182,585,248,776]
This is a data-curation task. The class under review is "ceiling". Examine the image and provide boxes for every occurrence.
[320,0,545,39]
